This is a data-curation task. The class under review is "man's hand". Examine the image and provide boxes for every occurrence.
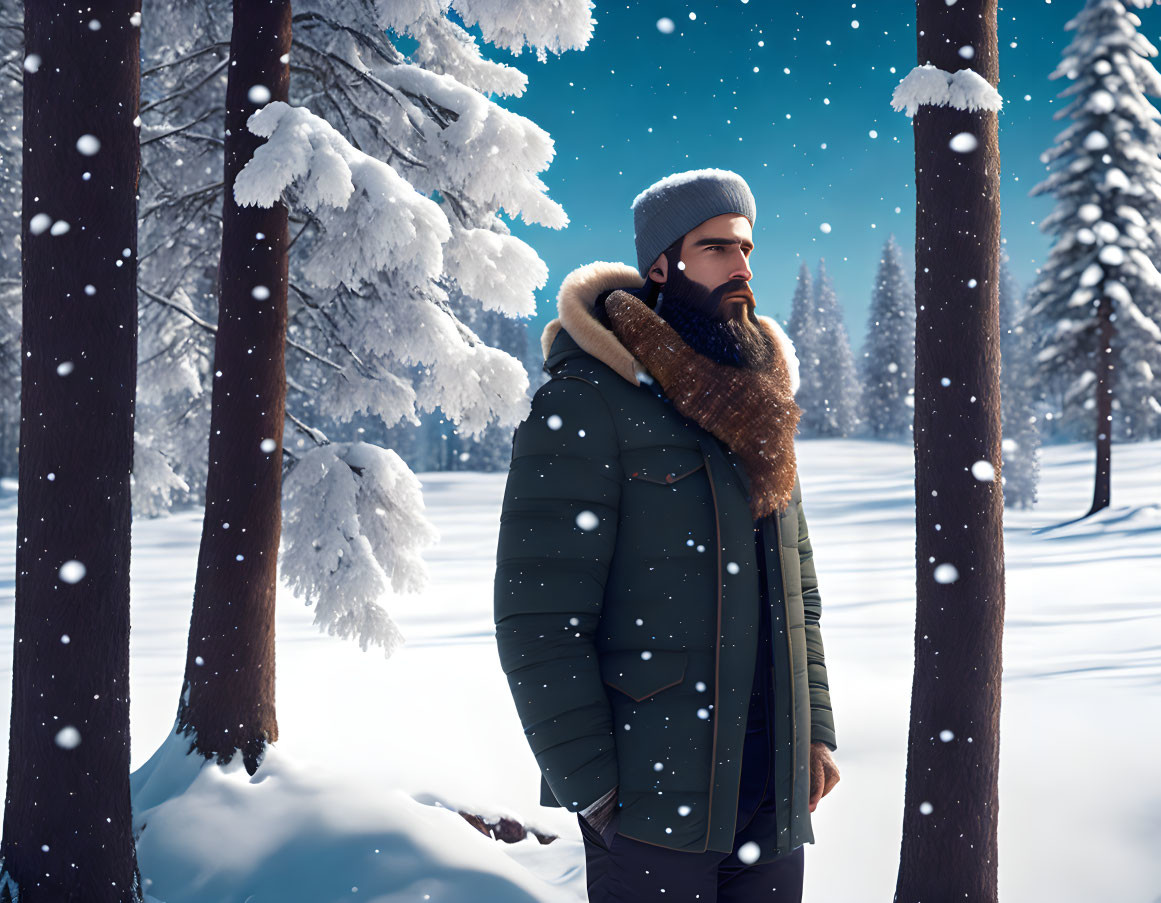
[808,741,840,813]
[580,785,619,835]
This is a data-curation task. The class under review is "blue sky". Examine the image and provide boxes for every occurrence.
[483,1,1161,353]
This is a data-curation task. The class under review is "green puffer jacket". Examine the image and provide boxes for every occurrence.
[493,262,837,861]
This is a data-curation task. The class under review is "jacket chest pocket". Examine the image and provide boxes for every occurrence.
[599,649,688,701]
[623,447,706,486]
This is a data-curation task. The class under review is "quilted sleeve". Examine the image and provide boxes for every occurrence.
[493,376,623,811]
[797,487,837,752]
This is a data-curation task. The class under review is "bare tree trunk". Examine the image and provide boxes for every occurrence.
[1087,294,1113,514]
[1,2,142,900]
[175,0,291,776]
[896,2,1006,902]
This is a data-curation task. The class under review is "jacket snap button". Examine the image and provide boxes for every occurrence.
[665,473,675,483]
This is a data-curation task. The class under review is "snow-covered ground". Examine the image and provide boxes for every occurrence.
[1,438,1158,902]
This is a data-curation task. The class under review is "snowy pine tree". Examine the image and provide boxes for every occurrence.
[1027,0,1161,512]
[129,2,593,653]
[236,3,593,651]
[999,253,1042,509]
[800,258,860,437]
[785,261,822,434]
[859,234,915,440]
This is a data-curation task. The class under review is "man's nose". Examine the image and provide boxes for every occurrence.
[730,252,752,282]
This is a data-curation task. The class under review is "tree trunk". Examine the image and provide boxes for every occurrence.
[1087,294,1113,514]
[1,2,142,900]
[896,2,1006,902]
[175,0,291,775]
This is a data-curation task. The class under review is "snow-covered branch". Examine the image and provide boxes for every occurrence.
[281,442,439,656]
[235,101,450,290]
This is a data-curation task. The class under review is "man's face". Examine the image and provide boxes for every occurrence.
[642,212,775,370]
[648,213,755,322]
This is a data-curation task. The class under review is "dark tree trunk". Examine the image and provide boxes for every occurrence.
[1087,294,1113,514]
[896,3,1006,902]
[175,0,291,776]
[1,2,142,900]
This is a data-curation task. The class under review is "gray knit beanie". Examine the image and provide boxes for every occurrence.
[631,168,757,277]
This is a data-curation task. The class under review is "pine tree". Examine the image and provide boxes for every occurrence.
[1026,0,1161,513]
[889,2,1005,899]
[785,261,818,434]
[999,253,1042,509]
[130,4,592,658]
[803,258,860,437]
[859,234,915,440]
[1,1,143,898]
[129,5,596,790]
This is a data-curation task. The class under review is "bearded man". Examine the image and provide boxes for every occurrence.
[494,169,840,902]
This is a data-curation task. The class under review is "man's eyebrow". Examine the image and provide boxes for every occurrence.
[691,237,754,250]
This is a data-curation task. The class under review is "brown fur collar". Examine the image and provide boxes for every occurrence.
[541,261,802,519]
[541,261,800,394]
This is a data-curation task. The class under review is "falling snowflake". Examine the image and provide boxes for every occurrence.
[55,726,81,749]
[934,563,959,584]
[58,560,86,584]
[576,510,599,531]
[737,841,761,864]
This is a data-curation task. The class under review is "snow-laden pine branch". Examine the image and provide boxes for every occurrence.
[236,101,450,290]
[445,226,547,317]
[377,0,595,63]
[281,442,438,656]
[233,100,531,435]
[131,439,191,518]
[404,14,529,98]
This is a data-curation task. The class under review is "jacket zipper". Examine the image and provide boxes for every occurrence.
[774,516,797,833]
[705,449,796,851]
[701,450,723,853]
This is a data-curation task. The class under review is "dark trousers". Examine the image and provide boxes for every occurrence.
[577,811,803,903]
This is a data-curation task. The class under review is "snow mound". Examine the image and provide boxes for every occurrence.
[131,728,575,903]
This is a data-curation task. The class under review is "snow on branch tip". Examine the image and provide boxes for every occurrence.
[281,441,440,656]
[377,0,597,62]
[233,101,450,292]
[891,64,1003,118]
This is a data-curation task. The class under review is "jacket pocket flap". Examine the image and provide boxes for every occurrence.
[622,447,706,485]
[599,649,688,701]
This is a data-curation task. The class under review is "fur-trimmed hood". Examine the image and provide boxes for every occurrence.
[539,261,800,394]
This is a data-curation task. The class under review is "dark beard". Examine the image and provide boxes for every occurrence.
[653,268,777,370]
